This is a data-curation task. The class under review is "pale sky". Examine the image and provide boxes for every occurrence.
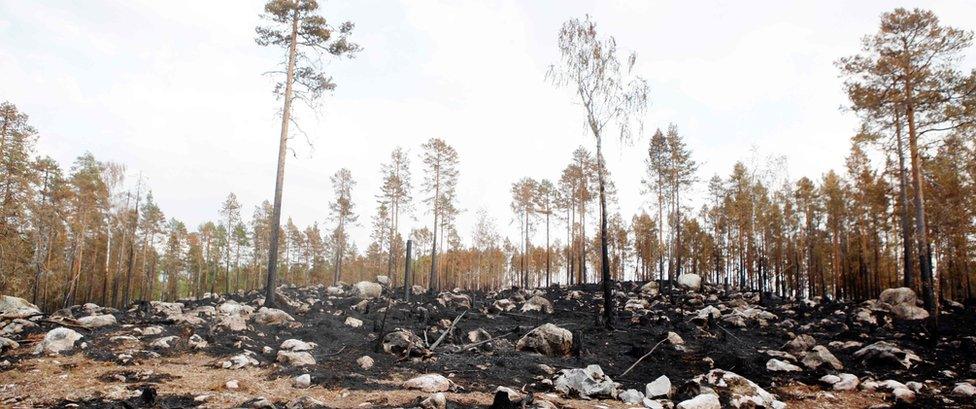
[2,1,975,250]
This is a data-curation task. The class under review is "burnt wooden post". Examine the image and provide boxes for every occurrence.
[403,239,412,301]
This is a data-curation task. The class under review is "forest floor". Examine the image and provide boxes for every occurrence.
[0,280,974,408]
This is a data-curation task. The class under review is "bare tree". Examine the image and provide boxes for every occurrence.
[548,15,649,329]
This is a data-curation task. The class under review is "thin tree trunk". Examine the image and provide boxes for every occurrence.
[263,9,300,307]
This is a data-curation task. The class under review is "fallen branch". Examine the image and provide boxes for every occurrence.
[450,330,516,353]
[430,310,467,351]
[40,318,93,332]
[619,337,667,378]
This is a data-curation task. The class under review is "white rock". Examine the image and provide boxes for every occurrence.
[188,333,208,349]
[352,281,383,299]
[221,353,259,369]
[643,398,665,409]
[833,374,859,391]
[33,327,83,355]
[892,387,915,403]
[344,317,363,328]
[252,307,295,326]
[294,374,311,388]
[225,379,239,390]
[494,386,521,401]
[357,355,374,370]
[515,323,573,356]
[695,369,784,409]
[521,295,554,314]
[277,350,316,366]
[667,332,684,345]
[677,274,702,291]
[280,339,316,351]
[619,389,644,404]
[217,314,248,331]
[553,364,616,399]
[766,358,802,372]
[676,394,720,409]
[879,287,917,306]
[0,295,41,318]
[953,382,976,397]
[853,341,921,369]
[150,336,180,349]
[403,373,452,393]
[645,375,671,398]
[76,314,117,328]
[420,392,446,409]
[802,345,843,370]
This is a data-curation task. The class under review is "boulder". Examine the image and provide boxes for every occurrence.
[619,389,644,404]
[853,341,921,369]
[0,295,41,318]
[420,392,447,409]
[491,299,516,312]
[677,274,702,291]
[953,382,976,397]
[252,307,295,326]
[0,337,19,354]
[801,346,843,370]
[553,364,617,399]
[694,369,785,409]
[641,281,660,296]
[277,350,316,366]
[784,334,817,354]
[33,327,83,355]
[375,275,390,286]
[890,303,929,320]
[382,329,425,356]
[77,314,117,328]
[676,394,721,409]
[645,375,672,398]
[220,353,259,369]
[217,300,254,317]
[515,323,573,357]
[150,335,180,349]
[521,295,554,314]
[217,314,247,331]
[766,358,802,372]
[403,373,452,393]
[833,374,859,391]
[280,339,316,352]
[352,281,383,299]
[879,287,917,306]
[436,292,471,308]
[326,286,344,296]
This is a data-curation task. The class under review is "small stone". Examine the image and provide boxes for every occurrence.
[294,374,311,388]
[953,382,976,397]
[766,358,802,372]
[225,379,239,390]
[676,394,720,409]
[833,374,859,391]
[357,355,374,370]
[344,317,363,328]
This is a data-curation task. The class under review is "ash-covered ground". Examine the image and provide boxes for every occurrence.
[1,278,975,409]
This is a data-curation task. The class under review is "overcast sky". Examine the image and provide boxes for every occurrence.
[2,1,975,250]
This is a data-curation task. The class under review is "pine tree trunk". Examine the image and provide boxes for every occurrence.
[263,9,300,307]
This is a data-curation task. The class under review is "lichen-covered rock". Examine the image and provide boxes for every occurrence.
[521,295,554,314]
[382,329,425,356]
[553,364,617,399]
[677,274,702,291]
[853,341,921,369]
[694,369,785,409]
[352,281,383,299]
[277,350,316,366]
[516,323,572,357]
[0,295,41,318]
[77,314,117,328]
[252,307,296,326]
[33,327,83,355]
[403,373,452,393]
